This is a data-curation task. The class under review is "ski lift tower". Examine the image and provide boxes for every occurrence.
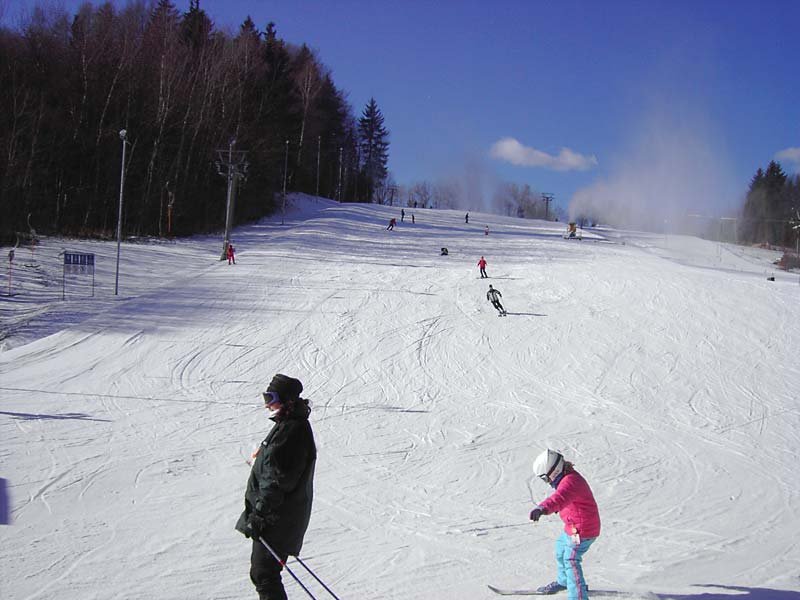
[215,139,249,260]
[541,193,554,221]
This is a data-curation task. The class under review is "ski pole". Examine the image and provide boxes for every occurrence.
[259,536,318,600]
[293,555,342,600]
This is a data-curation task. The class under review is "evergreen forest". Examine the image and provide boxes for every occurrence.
[0,0,390,242]
[739,161,800,247]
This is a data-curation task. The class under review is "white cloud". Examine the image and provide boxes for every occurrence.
[489,137,598,172]
[775,147,800,169]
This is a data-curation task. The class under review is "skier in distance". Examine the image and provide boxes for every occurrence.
[478,256,488,278]
[486,284,506,316]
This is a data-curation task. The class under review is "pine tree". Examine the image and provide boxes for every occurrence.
[740,161,789,245]
[180,0,212,50]
[358,97,389,202]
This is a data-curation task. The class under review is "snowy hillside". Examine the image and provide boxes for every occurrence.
[1,195,799,600]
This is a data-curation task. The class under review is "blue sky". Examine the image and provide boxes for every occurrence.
[3,0,799,218]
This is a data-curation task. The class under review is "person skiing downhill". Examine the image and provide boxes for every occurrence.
[236,374,317,600]
[227,243,236,265]
[529,449,601,599]
[486,284,506,316]
[478,256,488,278]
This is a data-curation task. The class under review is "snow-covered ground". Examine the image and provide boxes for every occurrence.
[1,195,799,600]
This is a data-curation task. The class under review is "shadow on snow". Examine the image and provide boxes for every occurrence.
[0,410,111,422]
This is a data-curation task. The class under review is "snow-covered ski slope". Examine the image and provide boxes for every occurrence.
[1,195,799,600]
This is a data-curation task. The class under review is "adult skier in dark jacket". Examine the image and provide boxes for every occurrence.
[236,374,317,600]
[486,284,506,316]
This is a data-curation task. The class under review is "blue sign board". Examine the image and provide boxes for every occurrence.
[64,253,95,266]
[62,252,96,298]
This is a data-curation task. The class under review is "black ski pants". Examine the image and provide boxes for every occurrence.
[491,300,505,313]
[250,539,288,600]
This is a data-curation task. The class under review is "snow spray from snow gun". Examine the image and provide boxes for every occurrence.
[259,536,342,600]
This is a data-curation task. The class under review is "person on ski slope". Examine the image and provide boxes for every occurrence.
[236,374,317,600]
[227,243,236,265]
[484,225,490,235]
[529,449,601,599]
[387,217,396,230]
[465,212,469,224]
[478,256,488,278]
[486,284,505,315]
[401,208,405,222]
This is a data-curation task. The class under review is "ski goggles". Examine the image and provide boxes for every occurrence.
[262,391,281,406]
[538,463,560,484]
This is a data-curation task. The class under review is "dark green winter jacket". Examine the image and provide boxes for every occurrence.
[235,399,316,556]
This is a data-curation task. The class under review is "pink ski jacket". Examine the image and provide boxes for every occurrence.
[538,469,601,539]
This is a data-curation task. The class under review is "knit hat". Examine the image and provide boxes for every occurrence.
[266,374,303,403]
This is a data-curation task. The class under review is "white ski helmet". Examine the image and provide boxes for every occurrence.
[533,449,565,483]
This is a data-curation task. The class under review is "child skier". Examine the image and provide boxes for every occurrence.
[529,449,601,599]
[486,284,506,316]
[227,243,236,265]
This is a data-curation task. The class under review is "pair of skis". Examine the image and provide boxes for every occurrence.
[489,585,615,597]
[488,584,553,595]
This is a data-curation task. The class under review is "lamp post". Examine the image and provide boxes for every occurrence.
[337,146,343,202]
[115,129,128,296]
[282,139,289,225]
[316,135,321,199]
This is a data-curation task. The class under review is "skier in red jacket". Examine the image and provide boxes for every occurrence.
[226,243,236,265]
[529,449,600,599]
[477,256,488,278]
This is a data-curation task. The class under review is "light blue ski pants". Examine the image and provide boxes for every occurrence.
[555,532,596,600]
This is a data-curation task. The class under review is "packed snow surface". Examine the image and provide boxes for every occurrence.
[1,195,799,600]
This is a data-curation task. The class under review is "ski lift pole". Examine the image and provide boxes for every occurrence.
[258,537,318,600]
[293,555,342,600]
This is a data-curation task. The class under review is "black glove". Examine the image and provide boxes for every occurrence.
[246,511,276,538]
[529,508,543,522]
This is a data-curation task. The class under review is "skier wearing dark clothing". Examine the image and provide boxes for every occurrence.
[486,284,506,316]
[236,374,317,600]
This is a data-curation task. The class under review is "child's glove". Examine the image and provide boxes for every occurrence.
[529,507,543,522]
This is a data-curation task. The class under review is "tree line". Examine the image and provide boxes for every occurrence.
[739,160,800,247]
[0,0,390,243]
